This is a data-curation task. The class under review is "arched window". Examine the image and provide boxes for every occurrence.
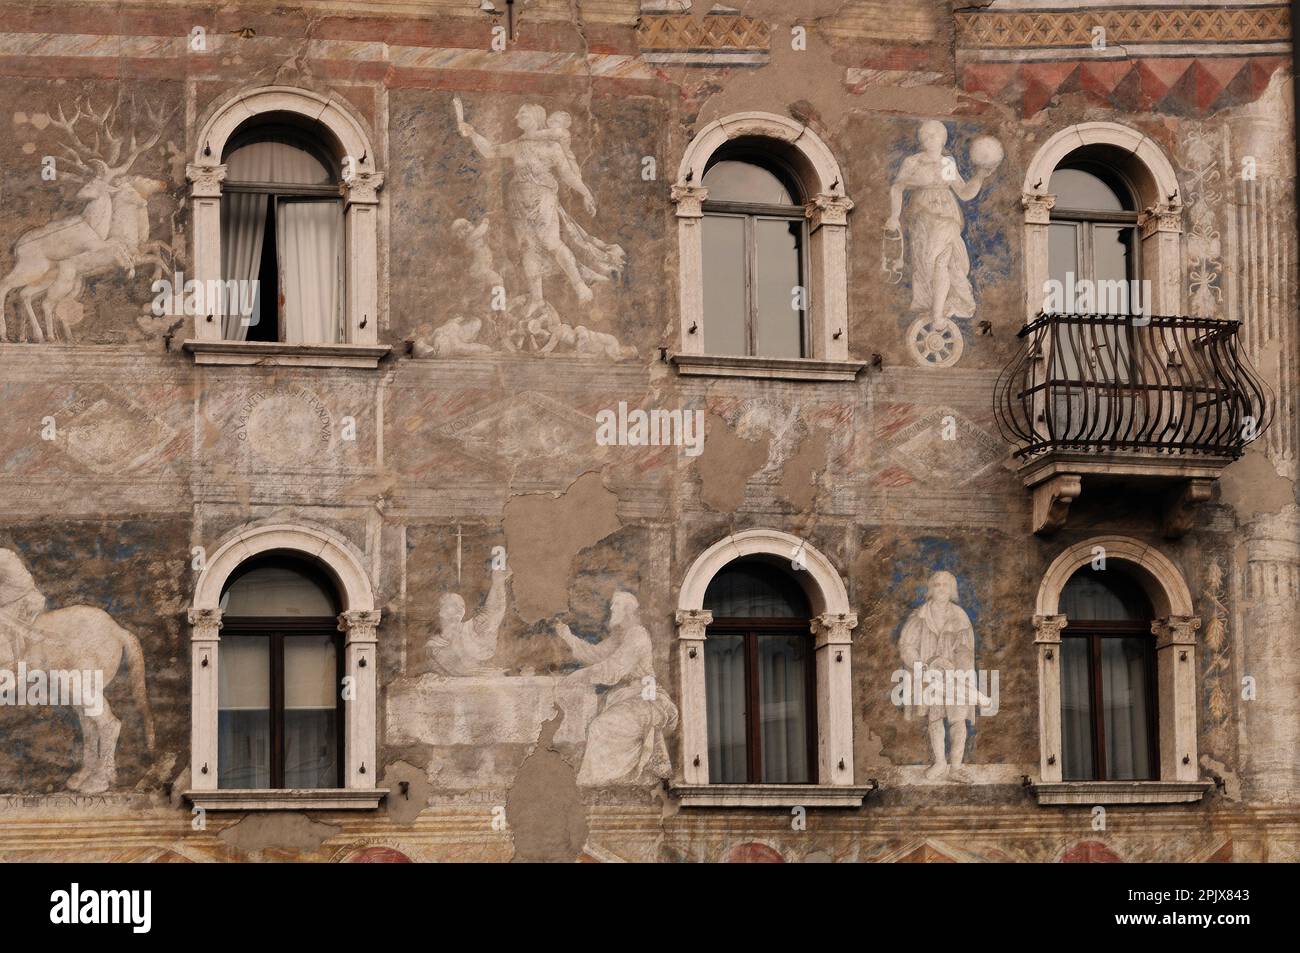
[1022,122,1182,321]
[217,556,343,790]
[1048,159,1141,306]
[701,154,807,358]
[221,124,344,344]
[1058,567,1157,781]
[703,558,814,783]
[672,113,859,381]
[187,86,385,366]
[187,523,383,810]
[1031,536,1208,804]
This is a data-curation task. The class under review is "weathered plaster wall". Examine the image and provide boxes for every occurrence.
[0,0,1295,862]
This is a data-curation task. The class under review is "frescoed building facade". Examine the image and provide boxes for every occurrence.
[0,0,1296,862]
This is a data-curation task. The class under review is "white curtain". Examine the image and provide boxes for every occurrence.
[217,635,270,789]
[1101,638,1152,780]
[705,634,747,783]
[278,200,343,345]
[226,138,331,185]
[220,193,267,341]
[758,635,809,783]
[1060,637,1094,780]
[221,137,340,343]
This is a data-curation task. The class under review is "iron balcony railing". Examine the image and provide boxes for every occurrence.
[994,313,1272,460]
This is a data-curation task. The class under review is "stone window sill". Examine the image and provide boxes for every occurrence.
[1029,781,1213,806]
[184,788,388,811]
[671,783,876,808]
[183,340,391,369]
[671,353,866,382]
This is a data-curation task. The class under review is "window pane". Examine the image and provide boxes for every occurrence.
[702,159,795,205]
[1048,223,1078,296]
[704,633,747,783]
[284,635,339,788]
[221,564,337,617]
[1060,636,1095,780]
[1060,568,1152,622]
[702,214,748,355]
[1101,637,1154,781]
[1094,225,1136,292]
[226,138,333,185]
[703,559,810,619]
[754,218,804,358]
[1050,167,1129,212]
[220,192,268,341]
[218,635,271,789]
[757,634,810,783]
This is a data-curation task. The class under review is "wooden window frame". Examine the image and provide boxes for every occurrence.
[1049,161,1143,304]
[706,616,818,785]
[1061,620,1159,782]
[701,152,811,359]
[219,616,345,790]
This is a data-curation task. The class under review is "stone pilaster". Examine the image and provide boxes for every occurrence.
[811,613,857,785]
[188,607,222,791]
[339,609,382,789]
[1033,614,1066,782]
[1240,509,1300,801]
[674,609,712,784]
[1152,615,1201,782]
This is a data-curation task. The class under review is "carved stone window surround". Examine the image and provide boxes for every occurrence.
[672,113,855,369]
[184,86,384,362]
[1031,537,1203,799]
[673,530,860,802]
[185,523,381,807]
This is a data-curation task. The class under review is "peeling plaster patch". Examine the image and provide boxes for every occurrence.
[506,709,587,862]
[698,412,769,511]
[1218,448,1296,519]
[1200,755,1241,801]
[168,766,190,809]
[217,812,341,855]
[502,471,621,623]
[381,759,433,825]
[848,84,961,115]
[778,429,830,510]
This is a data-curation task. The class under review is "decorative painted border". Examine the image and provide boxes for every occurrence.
[636,13,770,52]
[957,5,1289,49]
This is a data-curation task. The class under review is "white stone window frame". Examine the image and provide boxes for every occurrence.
[1021,121,1183,322]
[185,523,385,811]
[1031,535,1212,806]
[671,113,864,383]
[672,529,872,808]
[184,85,389,369]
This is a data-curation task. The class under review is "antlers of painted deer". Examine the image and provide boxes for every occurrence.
[47,95,170,183]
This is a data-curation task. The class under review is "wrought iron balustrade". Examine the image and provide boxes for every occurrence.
[995,313,1272,460]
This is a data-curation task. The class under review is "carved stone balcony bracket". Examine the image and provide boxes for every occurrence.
[1160,478,1215,539]
[1031,473,1081,535]
[1026,463,1222,537]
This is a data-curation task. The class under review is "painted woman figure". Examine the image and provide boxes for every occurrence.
[885,120,998,328]
[454,99,624,318]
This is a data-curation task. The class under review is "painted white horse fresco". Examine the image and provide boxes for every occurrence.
[0,97,174,343]
[0,604,155,794]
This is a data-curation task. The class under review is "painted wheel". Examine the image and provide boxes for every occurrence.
[907,317,964,368]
